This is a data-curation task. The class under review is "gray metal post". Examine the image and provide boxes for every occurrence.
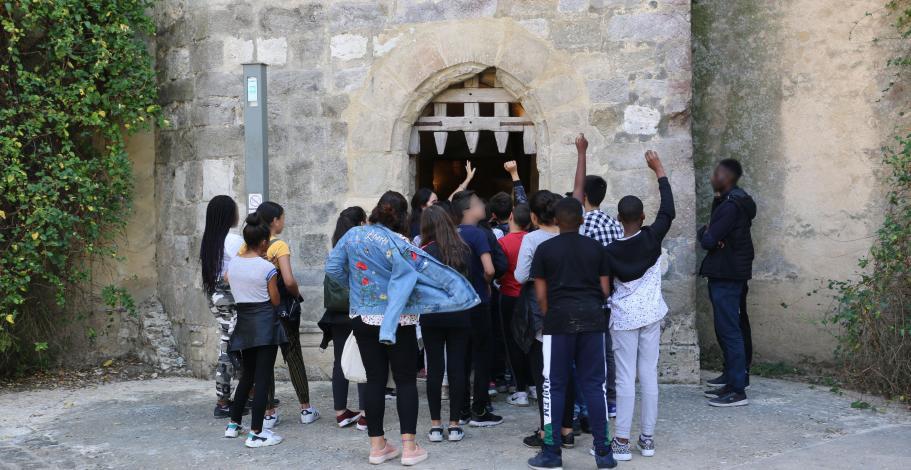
[242,63,268,213]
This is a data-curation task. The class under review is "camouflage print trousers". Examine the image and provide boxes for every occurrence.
[210,278,239,401]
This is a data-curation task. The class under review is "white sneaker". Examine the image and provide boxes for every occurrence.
[506,391,529,407]
[527,387,538,401]
[427,427,444,442]
[447,426,465,442]
[224,422,244,438]
[262,412,280,429]
[300,407,320,424]
[245,429,283,448]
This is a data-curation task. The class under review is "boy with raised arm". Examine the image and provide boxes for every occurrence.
[604,150,675,461]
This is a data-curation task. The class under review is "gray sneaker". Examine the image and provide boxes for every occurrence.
[637,435,655,457]
[611,438,632,461]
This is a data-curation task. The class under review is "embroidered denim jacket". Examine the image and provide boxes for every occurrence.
[325,224,480,344]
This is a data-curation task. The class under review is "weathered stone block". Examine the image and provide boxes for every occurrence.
[587,78,629,104]
[558,0,588,13]
[606,12,687,42]
[260,4,325,35]
[158,79,194,103]
[189,40,224,75]
[256,37,288,66]
[623,105,661,135]
[518,18,550,39]
[222,37,254,68]
[329,2,388,32]
[201,159,235,200]
[194,126,244,159]
[163,48,190,81]
[195,72,242,99]
[551,17,602,50]
[330,33,368,60]
[394,0,498,23]
[191,98,239,127]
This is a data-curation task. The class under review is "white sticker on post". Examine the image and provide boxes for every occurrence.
[246,76,258,107]
[248,193,262,214]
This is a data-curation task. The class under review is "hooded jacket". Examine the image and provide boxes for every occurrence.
[698,187,757,280]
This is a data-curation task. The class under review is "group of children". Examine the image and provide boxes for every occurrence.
[200,133,675,469]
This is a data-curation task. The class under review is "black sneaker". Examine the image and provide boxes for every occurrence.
[572,417,582,436]
[458,410,472,425]
[561,432,575,449]
[705,374,727,387]
[708,391,749,407]
[214,401,248,418]
[703,385,731,398]
[469,410,503,427]
[523,431,543,448]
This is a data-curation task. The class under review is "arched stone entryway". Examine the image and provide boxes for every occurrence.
[341,18,595,207]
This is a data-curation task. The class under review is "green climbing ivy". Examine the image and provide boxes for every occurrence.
[0,1,162,366]
[827,1,911,401]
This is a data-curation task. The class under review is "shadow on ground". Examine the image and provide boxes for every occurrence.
[0,372,909,469]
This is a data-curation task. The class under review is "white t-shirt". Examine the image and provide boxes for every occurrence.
[226,256,277,303]
[514,229,559,284]
[221,233,244,277]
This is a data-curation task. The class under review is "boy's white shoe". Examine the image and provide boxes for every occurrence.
[300,407,320,424]
[506,391,530,407]
[245,429,283,448]
[224,422,244,438]
[262,412,279,429]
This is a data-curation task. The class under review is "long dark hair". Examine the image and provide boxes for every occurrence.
[368,191,409,235]
[408,188,435,232]
[420,205,469,275]
[255,201,284,228]
[332,206,367,247]
[200,195,238,295]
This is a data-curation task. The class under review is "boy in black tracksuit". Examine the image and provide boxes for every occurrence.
[527,197,617,470]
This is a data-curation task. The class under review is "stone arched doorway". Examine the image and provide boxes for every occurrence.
[409,67,538,198]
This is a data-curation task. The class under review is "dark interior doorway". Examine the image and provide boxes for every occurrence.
[414,131,537,201]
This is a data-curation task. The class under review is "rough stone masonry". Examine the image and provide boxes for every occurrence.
[151,0,698,382]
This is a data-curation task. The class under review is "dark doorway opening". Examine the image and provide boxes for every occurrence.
[414,131,537,201]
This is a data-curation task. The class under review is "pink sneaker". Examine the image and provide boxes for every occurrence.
[401,444,428,466]
[368,441,400,465]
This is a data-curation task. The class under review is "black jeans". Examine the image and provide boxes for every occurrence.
[462,303,492,415]
[423,325,470,422]
[713,282,753,376]
[352,318,419,437]
[331,323,367,411]
[529,340,574,431]
[230,345,278,432]
[500,294,532,390]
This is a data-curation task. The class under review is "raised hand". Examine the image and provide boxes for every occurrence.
[645,150,666,178]
[575,133,588,155]
[503,160,519,180]
[464,161,476,183]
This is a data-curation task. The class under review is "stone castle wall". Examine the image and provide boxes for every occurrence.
[151,0,697,381]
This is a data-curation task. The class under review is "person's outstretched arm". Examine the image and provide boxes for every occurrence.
[645,150,675,241]
[572,133,587,203]
[449,161,476,200]
[504,160,528,204]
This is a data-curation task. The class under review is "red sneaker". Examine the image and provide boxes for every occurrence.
[356,415,368,431]
[336,409,360,428]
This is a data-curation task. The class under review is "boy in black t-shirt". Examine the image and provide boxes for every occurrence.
[528,197,617,470]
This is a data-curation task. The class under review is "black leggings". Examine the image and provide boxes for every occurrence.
[352,318,419,437]
[500,294,532,390]
[422,325,470,423]
[230,345,278,432]
[331,323,367,411]
[462,303,492,415]
[529,340,574,431]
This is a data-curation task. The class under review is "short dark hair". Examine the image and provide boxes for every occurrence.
[617,195,644,223]
[512,203,531,229]
[529,190,561,225]
[583,175,607,206]
[554,197,583,229]
[451,190,476,222]
[488,192,512,221]
[718,159,743,181]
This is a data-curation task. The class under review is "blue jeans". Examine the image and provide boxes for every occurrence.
[708,279,747,393]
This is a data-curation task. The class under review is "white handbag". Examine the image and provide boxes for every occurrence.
[341,332,367,383]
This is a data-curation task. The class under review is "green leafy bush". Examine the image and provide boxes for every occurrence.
[827,1,911,402]
[0,1,161,366]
